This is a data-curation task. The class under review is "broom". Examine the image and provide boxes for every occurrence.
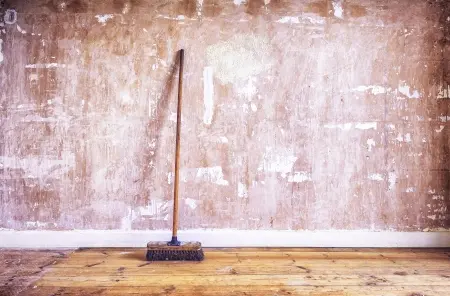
[146,49,204,261]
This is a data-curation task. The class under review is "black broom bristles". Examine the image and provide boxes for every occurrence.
[146,240,204,261]
[146,249,204,261]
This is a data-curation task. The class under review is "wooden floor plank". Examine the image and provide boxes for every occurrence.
[20,286,450,296]
[34,274,450,287]
[45,261,450,276]
[2,248,449,296]
[70,249,450,260]
[0,249,72,296]
[53,258,450,270]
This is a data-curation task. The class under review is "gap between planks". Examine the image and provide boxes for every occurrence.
[17,248,450,296]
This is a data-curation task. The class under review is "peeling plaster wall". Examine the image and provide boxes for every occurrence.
[0,0,449,232]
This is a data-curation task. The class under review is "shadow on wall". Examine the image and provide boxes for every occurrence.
[437,0,450,230]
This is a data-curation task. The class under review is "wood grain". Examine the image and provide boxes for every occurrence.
[0,249,72,296]
[8,248,449,296]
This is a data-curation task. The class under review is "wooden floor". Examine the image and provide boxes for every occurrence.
[1,248,449,296]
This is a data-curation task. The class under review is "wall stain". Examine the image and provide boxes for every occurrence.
[175,0,196,18]
[203,0,223,17]
[50,0,88,13]
[113,0,135,14]
[305,0,329,17]
[345,4,367,18]
[245,0,289,16]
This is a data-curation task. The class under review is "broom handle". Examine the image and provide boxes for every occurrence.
[171,49,184,244]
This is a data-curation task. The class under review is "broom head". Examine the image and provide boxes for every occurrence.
[146,241,204,261]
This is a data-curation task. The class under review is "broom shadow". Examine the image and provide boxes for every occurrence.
[139,50,182,224]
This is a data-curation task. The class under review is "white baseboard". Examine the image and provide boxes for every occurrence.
[0,230,449,248]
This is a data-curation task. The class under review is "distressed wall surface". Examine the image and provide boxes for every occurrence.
[0,0,449,232]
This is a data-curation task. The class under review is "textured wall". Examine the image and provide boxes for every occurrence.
[0,0,448,232]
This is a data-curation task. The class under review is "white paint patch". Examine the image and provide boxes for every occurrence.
[323,123,352,130]
[206,34,273,85]
[238,182,248,198]
[367,139,376,152]
[184,198,198,210]
[196,0,204,17]
[405,187,416,193]
[25,63,65,69]
[288,172,312,183]
[4,9,17,25]
[237,77,257,100]
[29,73,38,83]
[434,207,446,214]
[158,15,186,21]
[398,81,420,99]
[432,195,444,201]
[396,133,412,143]
[257,147,297,174]
[16,25,26,34]
[26,221,51,228]
[368,173,384,181]
[404,133,411,143]
[332,0,344,19]
[95,14,114,24]
[138,201,170,220]
[233,0,246,5]
[323,122,377,131]
[277,16,300,24]
[242,103,249,113]
[219,136,228,143]
[203,66,214,125]
[196,166,229,186]
[264,0,271,5]
[355,122,377,130]
[0,39,3,63]
[435,125,445,133]
[169,112,177,122]
[0,153,75,185]
[251,103,257,112]
[353,85,388,95]
[388,172,397,190]
[427,215,436,220]
[119,90,132,105]
[304,16,326,25]
[120,208,135,230]
[437,85,450,99]
[439,116,450,122]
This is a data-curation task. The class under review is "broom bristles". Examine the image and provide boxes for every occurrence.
[146,241,204,261]
[146,249,204,261]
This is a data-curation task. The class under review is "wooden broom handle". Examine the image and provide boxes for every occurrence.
[172,49,184,240]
